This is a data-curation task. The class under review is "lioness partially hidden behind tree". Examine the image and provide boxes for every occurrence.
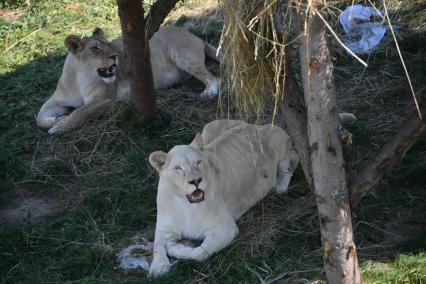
[36,27,221,134]
[148,120,300,276]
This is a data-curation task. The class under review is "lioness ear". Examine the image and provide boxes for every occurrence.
[92,27,105,38]
[190,133,203,149]
[65,35,84,54]
[149,151,168,172]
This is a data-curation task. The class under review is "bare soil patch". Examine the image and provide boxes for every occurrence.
[0,8,26,22]
[0,195,60,224]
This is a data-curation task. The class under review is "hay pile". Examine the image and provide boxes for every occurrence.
[219,0,295,122]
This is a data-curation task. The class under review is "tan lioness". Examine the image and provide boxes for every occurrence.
[36,27,221,134]
[148,120,299,276]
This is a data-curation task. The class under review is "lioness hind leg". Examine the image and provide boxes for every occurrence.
[170,51,220,98]
[275,150,299,194]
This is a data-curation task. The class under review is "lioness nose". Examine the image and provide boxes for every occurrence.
[110,54,117,61]
[189,178,202,187]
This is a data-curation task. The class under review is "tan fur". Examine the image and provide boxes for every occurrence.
[112,26,221,99]
[37,27,221,134]
[148,120,299,276]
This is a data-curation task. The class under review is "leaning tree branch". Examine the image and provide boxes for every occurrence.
[280,53,314,190]
[146,0,180,38]
[274,0,314,190]
[350,100,426,207]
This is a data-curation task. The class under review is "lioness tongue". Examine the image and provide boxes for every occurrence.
[192,190,202,199]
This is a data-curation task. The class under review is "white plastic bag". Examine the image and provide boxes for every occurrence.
[339,4,387,54]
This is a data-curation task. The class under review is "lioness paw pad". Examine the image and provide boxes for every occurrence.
[149,261,173,277]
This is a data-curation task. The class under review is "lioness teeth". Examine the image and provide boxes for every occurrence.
[97,66,115,78]
[187,189,204,203]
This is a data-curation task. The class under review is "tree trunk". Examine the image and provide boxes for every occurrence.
[350,101,426,207]
[146,0,180,38]
[298,4,361,283]
[117,0,157,117]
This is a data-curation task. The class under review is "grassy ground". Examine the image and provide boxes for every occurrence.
[0,0,425,283]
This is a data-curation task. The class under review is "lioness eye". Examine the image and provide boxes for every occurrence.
[174,166,182,171]
[196,160,202,165]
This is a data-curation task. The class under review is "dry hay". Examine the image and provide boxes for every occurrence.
[219,0,289,123]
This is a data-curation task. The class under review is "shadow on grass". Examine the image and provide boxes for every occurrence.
[0,53,65,191]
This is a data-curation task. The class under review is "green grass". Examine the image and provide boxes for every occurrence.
[362,253,426,284]
[1,0,425,283]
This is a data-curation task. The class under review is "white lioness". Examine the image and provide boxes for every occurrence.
[148,120,299,276]
[36,27,221,134]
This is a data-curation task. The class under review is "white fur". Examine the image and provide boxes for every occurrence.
[148,120,299,276]
[101,75,116,84]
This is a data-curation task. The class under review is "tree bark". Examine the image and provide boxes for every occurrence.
[117,0,157,117]
[350,101,426,207]
[280,55,314,190]
[298,4,361,283]
[274,0,314,190]
[146,0,180,38]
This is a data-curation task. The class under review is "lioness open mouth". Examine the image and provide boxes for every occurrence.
[97,64,116,78]
[186,189,205,203]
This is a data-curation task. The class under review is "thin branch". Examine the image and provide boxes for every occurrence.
[314,10,368,67]
[383,0,422,119]
[3,28,41,54]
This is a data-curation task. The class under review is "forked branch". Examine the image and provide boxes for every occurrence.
[146,0,180,38]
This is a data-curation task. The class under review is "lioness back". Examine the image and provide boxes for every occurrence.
[112,26,217,91]
[203,121,292,219]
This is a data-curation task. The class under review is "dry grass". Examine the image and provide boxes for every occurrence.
[29,87,222,194]
[166,0,219,27]
[0,7,26,22]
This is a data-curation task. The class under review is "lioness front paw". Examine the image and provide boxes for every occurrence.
[48,116,68,134]
[191,246,210,261]
[149,260,172,277]
[200,81,220,98]
[48,122,65,134]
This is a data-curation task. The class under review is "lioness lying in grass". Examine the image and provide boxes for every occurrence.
[36,27,221,134]
[148,120,299,276]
